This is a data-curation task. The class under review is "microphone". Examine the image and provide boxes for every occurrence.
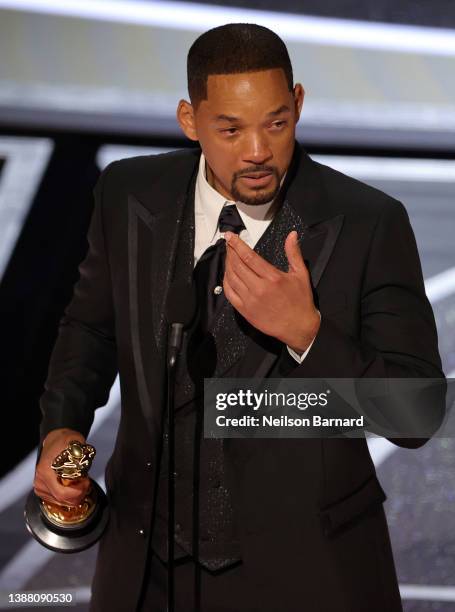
[165,280,197,369]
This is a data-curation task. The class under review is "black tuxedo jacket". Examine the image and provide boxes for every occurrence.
[39,143,445,612]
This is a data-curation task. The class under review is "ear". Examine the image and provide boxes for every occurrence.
[293,84,305,123]
[176,99,198,141]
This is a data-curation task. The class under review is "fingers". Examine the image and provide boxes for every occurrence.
[36,482,89,507]
[33,430,92,507]
[224,246,255,295]
[284,231,306,273]
[223,271,243,310]
[40,483,90,507]
[34,466,90,506]
[38,489,87,507]
[225,232,277,279]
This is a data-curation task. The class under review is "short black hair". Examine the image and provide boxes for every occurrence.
[187,23,294,108]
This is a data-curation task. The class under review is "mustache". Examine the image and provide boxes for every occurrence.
[233,165,278,179]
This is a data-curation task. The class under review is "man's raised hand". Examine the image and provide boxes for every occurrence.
[223,230,320,354]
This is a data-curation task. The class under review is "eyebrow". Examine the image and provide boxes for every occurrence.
[214,105,291,123]
[267,104,291,117]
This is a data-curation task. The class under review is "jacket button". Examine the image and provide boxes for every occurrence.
[175,523,181,532]
[145,462,152,469]
[138,529,145,537]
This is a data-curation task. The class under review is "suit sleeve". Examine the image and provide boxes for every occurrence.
[286,201,446,445]
[37,162,119,457]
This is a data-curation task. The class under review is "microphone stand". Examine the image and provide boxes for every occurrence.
[164,278,196,612]
[166,324,184,612]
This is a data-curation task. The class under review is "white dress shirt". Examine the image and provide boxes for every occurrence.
[194,152,317,363]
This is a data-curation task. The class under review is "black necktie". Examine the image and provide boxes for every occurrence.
[193,204,246,335]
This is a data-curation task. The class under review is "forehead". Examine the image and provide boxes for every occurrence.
[200,68,291,115]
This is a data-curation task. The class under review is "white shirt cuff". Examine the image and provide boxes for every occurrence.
[286,312,321,364]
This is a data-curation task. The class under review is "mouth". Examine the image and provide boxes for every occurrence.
[239,172,273,188]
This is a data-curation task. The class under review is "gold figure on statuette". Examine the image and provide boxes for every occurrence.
[40,441,97,528]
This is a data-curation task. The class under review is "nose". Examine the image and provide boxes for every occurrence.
[243,132,273,165]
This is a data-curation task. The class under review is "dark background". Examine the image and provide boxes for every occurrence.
[176,0,455,28]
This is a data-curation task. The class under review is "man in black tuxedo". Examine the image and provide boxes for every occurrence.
[34,23,445,612]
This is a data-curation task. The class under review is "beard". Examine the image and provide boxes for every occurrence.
[230,165,281,205]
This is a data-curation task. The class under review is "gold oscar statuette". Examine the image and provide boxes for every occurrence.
[25,440,110,553]
[41,440,97,528]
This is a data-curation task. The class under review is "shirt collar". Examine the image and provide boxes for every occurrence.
[196,152,280,242]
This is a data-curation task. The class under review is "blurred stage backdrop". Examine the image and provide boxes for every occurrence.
[0,1,454,610]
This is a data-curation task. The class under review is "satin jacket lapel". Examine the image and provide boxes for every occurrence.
[127,154,198,434]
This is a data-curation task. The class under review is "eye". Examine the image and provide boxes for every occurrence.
[220,127,238,135]
[271,120,287,129]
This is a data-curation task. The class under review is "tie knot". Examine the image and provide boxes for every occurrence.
[218,204,245,235]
